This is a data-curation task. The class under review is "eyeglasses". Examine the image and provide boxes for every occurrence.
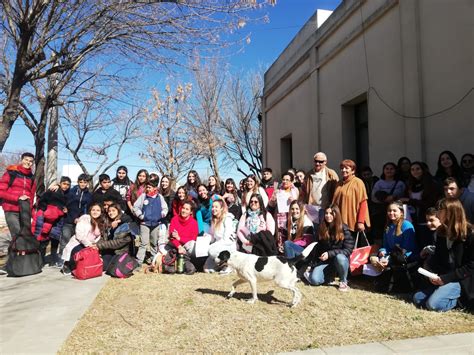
[250,200,259,204]
[314,160,325,164]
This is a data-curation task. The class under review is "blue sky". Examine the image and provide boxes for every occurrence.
[3,0,342,183]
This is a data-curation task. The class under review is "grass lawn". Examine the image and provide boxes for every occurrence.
[59,272,474,353]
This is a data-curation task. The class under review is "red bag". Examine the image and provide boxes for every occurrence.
[349,232,378,276]
[72,247,103,280]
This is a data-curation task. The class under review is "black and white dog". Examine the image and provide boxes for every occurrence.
[215,250,302,307]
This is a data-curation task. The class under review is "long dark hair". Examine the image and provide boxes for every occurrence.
[160,174,174,197]
[112,165,131,185]
[318,204,344,242]
[246,193,266,217]
[287,200,306,242]
[130,169,149,202]
[380,162,398,180]
[435,150,463,181]
[186,170,201,190]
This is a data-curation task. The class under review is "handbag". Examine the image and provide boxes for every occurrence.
[349,231,378,276]
[72,247,103,280]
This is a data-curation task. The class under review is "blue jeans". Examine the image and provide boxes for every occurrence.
[284,241,304,259]
[309,253,350,285]
[413,282,461,312]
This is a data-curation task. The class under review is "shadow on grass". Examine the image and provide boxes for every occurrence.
[195,288,288,305]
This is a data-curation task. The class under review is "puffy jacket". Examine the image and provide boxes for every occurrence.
[0,165,36,212]
[65,185,92,224]
[31,190,67,241]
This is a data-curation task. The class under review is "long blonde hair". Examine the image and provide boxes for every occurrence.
[211,198,228,232]
[437,198,471,241]
[287,201,306,242]
[385,201,404,236]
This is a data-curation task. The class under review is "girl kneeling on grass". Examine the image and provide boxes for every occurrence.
[305,204,354,292]
[61,203,105,275]
[283,201,314,259]
[413,199,474,312]
[168,201,198,274]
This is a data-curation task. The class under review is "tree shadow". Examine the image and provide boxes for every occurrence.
[195,288,287,305]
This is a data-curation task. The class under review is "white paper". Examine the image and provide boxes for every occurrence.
[194,234,212,257]
[362,264,383,277]
[417,267,439,279]
[305,204,320,223]
[276,190,291,213]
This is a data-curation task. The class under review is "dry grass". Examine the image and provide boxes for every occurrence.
[60,272,474,353]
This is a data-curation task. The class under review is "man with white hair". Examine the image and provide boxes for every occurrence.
[303,152,339,223]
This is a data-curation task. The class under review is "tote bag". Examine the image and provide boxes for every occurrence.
[349,231,378,276]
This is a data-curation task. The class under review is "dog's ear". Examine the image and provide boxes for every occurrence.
[218,250,231,262]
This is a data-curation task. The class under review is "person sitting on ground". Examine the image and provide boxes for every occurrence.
[283,201,314,259]
[168,201,198,274]
[61,203,106,275]
[304,204,354,291]
[237,193,276,256]
[204,199,237,273]
[222,178,242,221]
[133,176,168,268]
[369,201,417,291]
[96,203,134,270]
[413,199,474,312]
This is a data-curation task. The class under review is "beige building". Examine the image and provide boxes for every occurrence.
[262,0,473,176]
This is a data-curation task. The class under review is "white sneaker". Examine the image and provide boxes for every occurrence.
[303,270,311,283]
[219,267,233,275]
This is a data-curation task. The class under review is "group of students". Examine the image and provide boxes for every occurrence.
[0,150,473,312]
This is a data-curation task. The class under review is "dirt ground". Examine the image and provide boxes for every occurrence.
[60,272,474,353]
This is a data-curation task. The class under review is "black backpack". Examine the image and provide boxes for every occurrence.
[106,252,138,278]
[6,200,43,277]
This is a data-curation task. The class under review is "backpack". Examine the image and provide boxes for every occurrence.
[162,247,177,274]
[6,200,43,277]
[72,247,103,280]
[106,252,138,278]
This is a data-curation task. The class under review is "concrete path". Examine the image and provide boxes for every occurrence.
[283,332,474,354]
[0,266,108,354]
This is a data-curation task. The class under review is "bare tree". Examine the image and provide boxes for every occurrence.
[140,84,197,182]
[187,60,227,179]
[60,92,141,181]
[0,151,20,172]
[0,0,275,151]
[220,69,263,177]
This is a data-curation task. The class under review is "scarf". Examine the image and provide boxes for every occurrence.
[246,210,261,234]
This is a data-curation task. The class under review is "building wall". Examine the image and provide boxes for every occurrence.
[263,0,473,177]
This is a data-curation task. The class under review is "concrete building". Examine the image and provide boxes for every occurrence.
[262,0,473,176]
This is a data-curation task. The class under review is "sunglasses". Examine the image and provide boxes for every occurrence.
[250,200,259,204]
[314,160,325,164]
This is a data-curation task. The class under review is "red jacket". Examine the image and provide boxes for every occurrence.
[168,215,198,249]
[0,165,36,212]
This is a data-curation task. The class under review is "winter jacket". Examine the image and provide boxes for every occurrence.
[382,220,417,258]
[428,230,474,300]
[133,192,168,227]
[97,215,134,255]
[31,190,67,241]
[61,214,102,261]
[309,224,354,264]
[64,185,92,224]
[0,164,36,212]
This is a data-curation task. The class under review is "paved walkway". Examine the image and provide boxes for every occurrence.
[283,332,474,354]
[0,266,108,354]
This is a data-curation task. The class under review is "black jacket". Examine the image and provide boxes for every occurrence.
[309,224,354,265]
[429,230,474,300]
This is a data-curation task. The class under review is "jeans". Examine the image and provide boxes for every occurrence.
[309,253,350,285]
[136,224,159,264]
[413,282,461,312]
[59,223,75,255]
[284,241,304,259]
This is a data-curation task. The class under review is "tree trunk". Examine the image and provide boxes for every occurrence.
[46,106,59,187]
[0,79,25,151]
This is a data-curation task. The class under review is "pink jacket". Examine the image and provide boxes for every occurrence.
[61,214,101,261]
